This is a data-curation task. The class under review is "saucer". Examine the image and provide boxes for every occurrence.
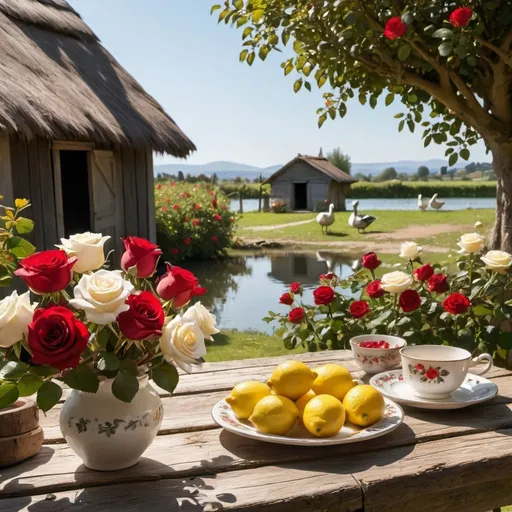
[370,370,498,410]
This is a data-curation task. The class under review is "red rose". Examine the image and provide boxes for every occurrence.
[415,363,424,372]
[28,306,89,370]
[366,280,385,299]
[361,252,381,270]
[117,292,165,341]
[193,219,200,226]
[195,203,202,211]
[428,273,449,293]
[449,7,472,27]
[15,250,77,294]
[186,192,191,198]
[156,264,207,308]
[157,184,162,189]
[173,204,180,210]
[171,248,180,255]
[384,17,407,40]
[313,286,335,305]
[161,207,168,212]
[165,198,170,203]
[288,307,305,324]
[320,272,335,281]
[425,367,439,380]
[279,292,294,305]
[399,289,421,312]
[414,264,434,282]
[350,300,370,318]
[290,282,301,293]
[211,236,218,243]
[221,205,227,211]
[121,236,162,279]
[184,237,191,246]
[214,214,222,221]
[212,199,218,208]
[442,292,470,315]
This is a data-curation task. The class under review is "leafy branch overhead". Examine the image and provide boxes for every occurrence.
[212,0,512,166]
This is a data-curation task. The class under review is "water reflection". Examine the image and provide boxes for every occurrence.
[187,251,358,334]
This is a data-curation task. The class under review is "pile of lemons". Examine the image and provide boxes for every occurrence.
[225,361,385,438]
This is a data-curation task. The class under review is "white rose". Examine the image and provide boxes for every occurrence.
[399,241,422,260]
[0,291,37,348]
[481,250,512,274]
[57,232,110,274]
[182,302,219,341]
[380,271,413,294]
[458,232,484,254]
[160,316,206,372]
[69,270,134,324]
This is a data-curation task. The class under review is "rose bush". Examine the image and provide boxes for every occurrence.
[266,236,512,366]
[155,181,235,262]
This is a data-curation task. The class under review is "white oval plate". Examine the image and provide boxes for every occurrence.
[370,370,498,410]
[211,397,403,446]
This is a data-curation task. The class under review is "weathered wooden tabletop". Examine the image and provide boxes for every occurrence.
[2,350,512,512]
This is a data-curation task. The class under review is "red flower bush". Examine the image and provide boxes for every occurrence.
[361,252,381,270]
[121,236,162,278]
[399,289,421,312]
[414,264,434,282]
[449,7,472,27]
[15,250,77,294]
[367,279,385,299]
[350,300,370,318]
[28,306,89,370]
[157,264,207,308]
[117,292,165,340]
[384,17,407,40]
[279,292,294,305]
[442,293,470,314]
[288,307,305,324]
[428,273,449,293]
[313,286,335,305]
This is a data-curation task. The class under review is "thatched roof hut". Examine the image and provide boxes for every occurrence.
[0,0,195,253]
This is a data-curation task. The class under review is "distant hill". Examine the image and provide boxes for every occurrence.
[154,158,471,180]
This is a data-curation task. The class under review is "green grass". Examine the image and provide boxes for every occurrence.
[238,212,315,227]
[205,329,304,362]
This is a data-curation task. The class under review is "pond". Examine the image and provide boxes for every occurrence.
[187,252,358,334]
[230,197,496,212]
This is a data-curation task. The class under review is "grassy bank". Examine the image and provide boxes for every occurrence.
[220,183,267,199]
[350,180,496,198]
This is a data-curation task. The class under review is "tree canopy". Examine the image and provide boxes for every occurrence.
[375,166,398,181]
[327,147,352,174]
[417,165,430,179]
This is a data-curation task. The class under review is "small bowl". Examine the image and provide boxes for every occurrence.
[350,335,407,374]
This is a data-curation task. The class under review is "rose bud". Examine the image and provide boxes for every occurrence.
[121,236,162,279]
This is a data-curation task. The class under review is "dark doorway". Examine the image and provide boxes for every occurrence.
[59,151,91,237]
[293,182,308,210]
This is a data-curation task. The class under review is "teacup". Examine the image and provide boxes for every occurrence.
[400,345,493,399]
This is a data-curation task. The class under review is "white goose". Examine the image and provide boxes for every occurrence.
[316,203,335,234]
[429,193,445,212]
[348,200,377,233]
[418,194,428,212]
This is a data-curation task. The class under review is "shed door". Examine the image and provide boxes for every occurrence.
[90,150,120,256]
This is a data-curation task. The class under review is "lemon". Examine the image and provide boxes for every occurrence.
[311,364,357,401]
[267,361,317,400]
[249,395,299,435]
[225,381,271,419]
[295,390,316,423]
[303,394,345,438]
[343,385,385,427]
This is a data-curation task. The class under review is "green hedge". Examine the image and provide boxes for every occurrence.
[349,180,496,199]
[219,183,270,199]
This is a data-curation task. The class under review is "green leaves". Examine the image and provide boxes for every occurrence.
[473,305,492,317]
[432,28,453,39]
[15,217,34,234]
[37,381,62,412]
[63,366,100,393]
[0,361,28,381]
[6,236,36,258]
[17,375,43,397]
[397,44,411,62]
[448,153,459,167]
[460,148,470,161]
[112,370,139,403]
[293,79,303,93]
[97,352,120,373]
[0,383,19,408]
[438,42,453,57]
[151,363,179,394]
[385,93,395,106]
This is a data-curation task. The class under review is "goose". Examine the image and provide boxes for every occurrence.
[316,250,335,273]
[348,200,377,233]
[429,193,445,212]
[418,194,428,212]
[316,203,335,234]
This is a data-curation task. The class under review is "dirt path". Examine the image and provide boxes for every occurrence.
[244,218,315,231]
[370,223,467,240]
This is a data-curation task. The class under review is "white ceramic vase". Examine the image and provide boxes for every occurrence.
[59,375,163,471]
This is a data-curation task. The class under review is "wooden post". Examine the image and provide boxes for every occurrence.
[239,188,243,214]
[258,185,262,213]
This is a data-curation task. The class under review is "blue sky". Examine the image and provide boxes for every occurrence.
[69,0,488,167]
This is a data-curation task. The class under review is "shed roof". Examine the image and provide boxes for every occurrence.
[263,155,358,184]
[0,0,195,157]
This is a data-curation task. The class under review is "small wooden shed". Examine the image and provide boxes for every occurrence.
[0,0,195,256]
[264,155,357,211]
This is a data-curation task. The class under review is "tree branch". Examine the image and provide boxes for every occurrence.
[474,35,512,66]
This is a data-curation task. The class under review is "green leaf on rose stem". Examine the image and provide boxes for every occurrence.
[397,44,411,61]
[29,365,59,377]
[15,217,34,235]
[112,370,139,403]
[37,381,62,412]
[0,383,19,408]
[432,28,453,39]
[63,366,100,393]
[0,361,29,381]
[119,360,138,377]
[17,375,43,397]
[97,352,120,373]
[6,236,36,258]
[473,305,492,317]
[438,42,453,57]
[96,328,111,349]
[151,363,179,394]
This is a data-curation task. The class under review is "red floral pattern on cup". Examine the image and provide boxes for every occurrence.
[408,363,449,383]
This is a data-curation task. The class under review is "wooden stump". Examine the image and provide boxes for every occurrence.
[0,398,43,467]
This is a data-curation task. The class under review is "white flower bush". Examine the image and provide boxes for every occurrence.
[57,232,110,274]
[0,291,37,348]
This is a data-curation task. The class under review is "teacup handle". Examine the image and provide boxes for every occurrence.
[469,353,493,376]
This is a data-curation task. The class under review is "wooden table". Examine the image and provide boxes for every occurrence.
[2,350,512,511]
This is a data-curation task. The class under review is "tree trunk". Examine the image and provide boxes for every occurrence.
[490,142,512,252]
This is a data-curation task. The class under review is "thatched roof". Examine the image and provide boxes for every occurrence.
[264,155,358,184]
[0,0,196,157]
